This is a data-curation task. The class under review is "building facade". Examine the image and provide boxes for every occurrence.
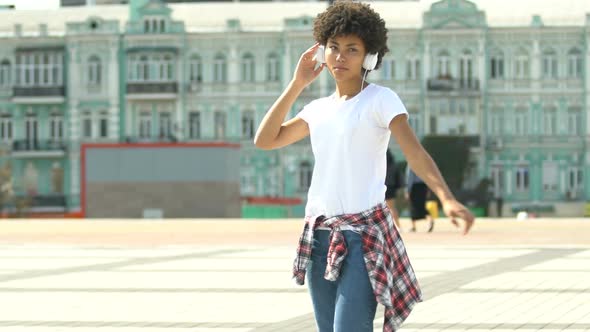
[0,0,588,217]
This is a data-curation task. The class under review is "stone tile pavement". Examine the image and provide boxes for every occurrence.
[0,218,588,332]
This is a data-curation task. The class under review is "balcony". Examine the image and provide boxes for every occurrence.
[12,86,65,104]
[11,139,67,158]
[427,77,480,93]
[126,82,178,99]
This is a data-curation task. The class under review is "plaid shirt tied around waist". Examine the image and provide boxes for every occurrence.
[293,202,423,332]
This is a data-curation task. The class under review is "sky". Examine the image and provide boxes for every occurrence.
[0,0,60,10]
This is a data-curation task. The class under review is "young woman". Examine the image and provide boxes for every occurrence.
[254,2,475,331]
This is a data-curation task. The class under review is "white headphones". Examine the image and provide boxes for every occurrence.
[315,45,378,71]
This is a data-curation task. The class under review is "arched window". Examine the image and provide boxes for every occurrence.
[541,48,558,79]
[567,48,582,78]
[139,55,149,81]
[241,110,255,139]
[406,51,420,80]
[162,54,173,81]
[514,48,530,79]
[241,53,255,82]
[189,54,202,82]
[0,59,11,87]
[213,53,227,83]
[490,49,504,79]
[87,55,101,85]
[266,53,279,81]
[437,50,450,77]
[459,49,474,87]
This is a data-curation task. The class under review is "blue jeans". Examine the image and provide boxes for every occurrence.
[307,230,378,332]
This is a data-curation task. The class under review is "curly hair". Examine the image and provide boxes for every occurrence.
[313,1,389,71]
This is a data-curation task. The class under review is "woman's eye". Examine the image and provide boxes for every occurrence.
[329,46,338,50]
[349,48,358,53]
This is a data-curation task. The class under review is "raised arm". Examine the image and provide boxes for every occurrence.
[254,43,325,150]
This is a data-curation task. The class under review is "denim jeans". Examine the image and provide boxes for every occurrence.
[306,229,378,332]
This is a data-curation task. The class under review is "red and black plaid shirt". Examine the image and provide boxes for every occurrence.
[293,202,422,332]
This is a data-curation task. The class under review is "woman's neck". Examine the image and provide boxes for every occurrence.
[334,78,368,100]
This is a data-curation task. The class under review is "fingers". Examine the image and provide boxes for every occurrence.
[463,218,474,235]
[306,42,320,53]
[313,63,325,75]
[300,43,322,64]
[447,209,474,235]
[457,211,474,235]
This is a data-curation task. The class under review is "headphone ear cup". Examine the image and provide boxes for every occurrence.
[363,53,378,71]
[315,45,326,64]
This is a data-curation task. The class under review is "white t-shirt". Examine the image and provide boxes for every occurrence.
[297,83,408,218]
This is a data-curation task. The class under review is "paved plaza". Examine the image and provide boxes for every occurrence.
[0,218,588,332]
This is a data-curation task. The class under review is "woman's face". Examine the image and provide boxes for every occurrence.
[325,34,367,81]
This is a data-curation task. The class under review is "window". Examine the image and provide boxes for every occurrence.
[25,115,38,144]
[542,161,558,192]
[515,166,529,192]
[241,110,255,139]
[437,50,450,77]
[491,166,504,196]
[161,54,174,81]
[299,161,313,190]
[514,107,529,136]
[189,55,202,82]
[490,50,504,79]
[490,107,504,135]
[567,107,582,136]
[49,113,64,141]
[567,167,583,192]
[0,114,12,141]
[213,53,227,83]
[99,111,108,138]
[459,49,473,87]
[50,162,64,194]
[16,52,62,86]
[188,111,201,139]
[543,106,557,135]
[514,48,530,79]
[214,111,226,139]
[542,48,558,79]
[266,53,279,81]
[87,55,101,85]
[241,53,255,82]
[381,58,395,80]
[406,55,420,80]
[82,111,92,139]
[139,112,151,139]
[0,59,10,87]
[138,55,149,81]
[408,110,420,135]
[567,48,582,79]
[158,112,172,138]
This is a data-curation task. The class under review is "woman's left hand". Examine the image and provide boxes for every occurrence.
[441,199,475,235]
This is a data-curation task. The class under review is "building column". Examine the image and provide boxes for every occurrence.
[109,42,119,140]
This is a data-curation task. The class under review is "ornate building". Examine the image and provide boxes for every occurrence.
[0,0,588,217]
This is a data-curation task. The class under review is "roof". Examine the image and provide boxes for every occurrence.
[0,0,588,36]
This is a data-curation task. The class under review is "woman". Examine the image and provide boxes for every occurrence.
[254,2,474,331]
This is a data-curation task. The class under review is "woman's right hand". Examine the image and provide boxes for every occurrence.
[292,43,325,88]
